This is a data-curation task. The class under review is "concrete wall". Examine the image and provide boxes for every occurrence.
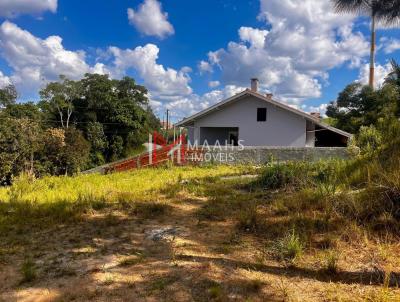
[190,147,349,165]
[192,95,307,147]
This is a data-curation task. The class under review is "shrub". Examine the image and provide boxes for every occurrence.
[272,230,304,262]
[257,161,308,190]
[323,250,339,274]
[237,203,260,232]
[257,160,345,194]
[20,258,37,283]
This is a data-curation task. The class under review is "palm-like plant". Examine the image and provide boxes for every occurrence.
[384,59,400,87]
[332,0,400,88]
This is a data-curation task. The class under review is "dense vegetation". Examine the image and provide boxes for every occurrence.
[0,74,160,184]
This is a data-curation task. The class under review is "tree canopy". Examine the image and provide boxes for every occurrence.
[0,74,160,183]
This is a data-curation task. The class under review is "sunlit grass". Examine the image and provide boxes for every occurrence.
[0,165,255,227]
[0,165,251,204]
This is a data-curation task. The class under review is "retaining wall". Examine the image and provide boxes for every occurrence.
[192,147,349,165]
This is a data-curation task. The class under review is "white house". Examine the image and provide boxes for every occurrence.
[176,79,351,147]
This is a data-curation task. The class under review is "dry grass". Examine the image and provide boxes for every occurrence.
[0,164,399,301]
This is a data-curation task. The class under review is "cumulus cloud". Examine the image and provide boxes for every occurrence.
[204,0,369,104]
[128,0,174,38]
[0,21,94,95]
[380,37,400,54]
[0,21,193,104]
[0,71,11,88]
[163,85,245,120]
[198,60,213,74]
[303,103,329,117]
[357,62,392,88]
[238,27,268,49]
[0,0,57,18]
[108,44,192,98]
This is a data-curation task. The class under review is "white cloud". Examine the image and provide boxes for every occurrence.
[163,85,245,120]
[238,27,268,49]
[0,21,193,104]
[205,0,369,103]
[198,60,213,74]
[0,71,11,88]
[208,80,220,88]
[304,103,329,117]
[108,44,192,98]
[0,21,93,96]
[357,62,392,88]
[0,0,57,18]
[127,0,174,38]
[380,37,400,54]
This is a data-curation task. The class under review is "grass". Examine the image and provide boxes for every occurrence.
[20,258,37,283]
[272,230,304,263]
[1,160,400,300]
[0,165,253,227]
[323,250,339,274]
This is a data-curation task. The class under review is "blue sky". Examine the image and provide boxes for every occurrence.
[0,0,399,122]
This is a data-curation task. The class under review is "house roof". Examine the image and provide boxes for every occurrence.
[175,89,352,138]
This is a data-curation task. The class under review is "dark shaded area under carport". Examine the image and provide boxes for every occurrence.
[315,126,349,147]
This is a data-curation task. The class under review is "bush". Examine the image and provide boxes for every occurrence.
[20,258,37,283]
[257,160,345,194]
[272,230,304,262]
[257,161,308,190]
[237,203,260,232]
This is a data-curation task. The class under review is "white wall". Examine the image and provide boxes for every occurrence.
[192,95,307,147]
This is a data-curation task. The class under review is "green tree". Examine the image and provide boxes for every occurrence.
[326,82,399,133]
[74,74,160,161]
[39,75,80,128]
[0,117,42,184]
[0,84,17,107]
[332,0,400,88]
[86,122,108,166]
[2,102,43,120]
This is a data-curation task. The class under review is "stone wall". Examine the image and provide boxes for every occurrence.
[192,147,349,165]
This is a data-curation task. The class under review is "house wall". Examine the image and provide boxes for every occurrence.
[191,95,307,147]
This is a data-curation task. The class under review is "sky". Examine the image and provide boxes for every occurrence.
[0,0,399,123]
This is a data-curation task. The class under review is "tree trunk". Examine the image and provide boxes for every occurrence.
[369,14,376,89]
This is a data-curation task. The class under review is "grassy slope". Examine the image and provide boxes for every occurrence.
[0,164,399,301]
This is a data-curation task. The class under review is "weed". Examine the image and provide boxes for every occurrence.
[208,283,223,299]
[323,250,339,274]
[237,203,260,232]
[103,273,114,285]
[272,230,304,263]
[132,202,170,219]
[20,258,37,283]
[118,253,145,267]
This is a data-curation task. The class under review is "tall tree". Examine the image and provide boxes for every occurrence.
[39,75,80,128]
[326,82,399,132]
[332,0,400,88]
[0,84,17,107]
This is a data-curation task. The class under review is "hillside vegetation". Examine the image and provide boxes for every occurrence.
[1,145,400,301]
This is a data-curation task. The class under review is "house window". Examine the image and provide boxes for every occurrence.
[257,108,267,122]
